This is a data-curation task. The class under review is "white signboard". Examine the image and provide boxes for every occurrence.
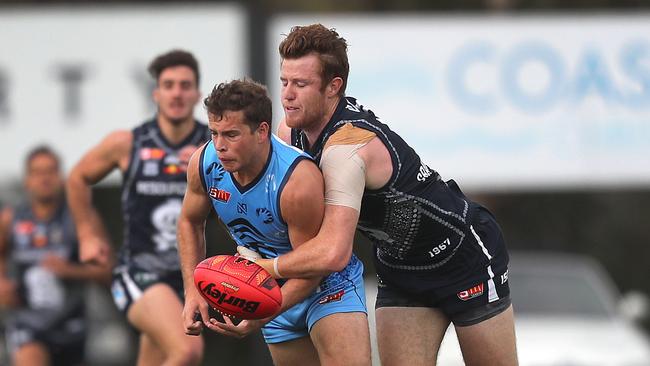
[0,5,246,184]
[268,15,650,190]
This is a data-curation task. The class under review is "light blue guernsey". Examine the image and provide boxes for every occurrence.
[199,134,367,344]
[199,134,310,259]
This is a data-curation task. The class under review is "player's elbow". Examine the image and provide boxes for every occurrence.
[176,216,203,242]
[176,217,191,239]
[178,212,201,230]
[321,248,352,273]
[66,168,82,189]
[66,166,89,193]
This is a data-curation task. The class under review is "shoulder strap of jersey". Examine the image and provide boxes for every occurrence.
[198,140,212,193]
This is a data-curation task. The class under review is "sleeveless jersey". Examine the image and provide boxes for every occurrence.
[200,135,364,289]
[199,135,312,258]
[120,118,210,274]
[8,202,85,335]
[291,96,485,275]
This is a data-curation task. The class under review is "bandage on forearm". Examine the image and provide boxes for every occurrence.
[320,124,375,211]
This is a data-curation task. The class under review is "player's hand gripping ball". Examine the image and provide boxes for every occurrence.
[194,255,282,319]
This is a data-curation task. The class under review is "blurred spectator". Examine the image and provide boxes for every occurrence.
[0,145,111,366]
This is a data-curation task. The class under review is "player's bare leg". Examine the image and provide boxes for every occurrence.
[376,307,450,366]
[267,336,319,366]
[455,304,518,366]
[13,342,49,366]
[310,312,371,366]
[127,283,203,366]
[135,333,166,366]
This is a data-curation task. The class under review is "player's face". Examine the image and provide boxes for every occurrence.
[280,54,328,130]
[153,66,200,124]
[208,111,268,175]
[25,154,63,203]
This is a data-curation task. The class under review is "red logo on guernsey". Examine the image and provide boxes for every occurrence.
[318,289,345,304]
[457,283,484,301]
[209,187,231,203]
[140,148,166,160]
[15,221,34,235]
[163,164,181,175]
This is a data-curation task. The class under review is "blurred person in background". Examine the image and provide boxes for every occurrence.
[66,49,209,366]
[254,24,518,365]
[0,145,111,366]
[178,79,371,366]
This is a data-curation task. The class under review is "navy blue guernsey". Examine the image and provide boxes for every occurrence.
[199,135,311,259]
[8,203,85,339]
[120,118,210,274]
[292,97,487,275]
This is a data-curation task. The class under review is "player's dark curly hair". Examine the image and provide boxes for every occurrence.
[25,145,60,171]
[204,79,272,134]
[279,24,349,97]
[148,49,200,86]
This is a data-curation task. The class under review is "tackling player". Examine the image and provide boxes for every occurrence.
[255,24,519,366]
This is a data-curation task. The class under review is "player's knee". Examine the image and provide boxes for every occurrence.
[319,342,371,366]
[320,352,371,366]
[168,341,203,366]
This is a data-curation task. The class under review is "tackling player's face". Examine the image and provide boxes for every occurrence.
[280,54,329,130]
[153,65,200,125]
[209,111,269,176]
[25,153,63,203]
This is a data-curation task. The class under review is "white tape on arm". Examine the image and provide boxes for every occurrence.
[272,257,282,278]
[320,144,367,211]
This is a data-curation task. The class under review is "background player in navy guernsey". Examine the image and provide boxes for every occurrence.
[66,50,208,365]
[178,79,371,366]
[253,24,518,365]
[0,146,110,366]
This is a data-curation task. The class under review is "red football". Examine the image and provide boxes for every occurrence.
[194,255,282,319]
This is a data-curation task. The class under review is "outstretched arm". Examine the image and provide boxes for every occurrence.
[258,127,392,280]
[178,146,213,336]
[260,121,366,279]
[257,143,367,278]
[262,205,359,278]
[66,130,131,266]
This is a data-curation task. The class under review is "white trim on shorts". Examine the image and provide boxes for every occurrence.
[118,267,143,302]
[470,225,499,303]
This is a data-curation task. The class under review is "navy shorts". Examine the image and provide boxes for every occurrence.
[374,206,511,326]
[5,315,85,366]
[110,265,184,314]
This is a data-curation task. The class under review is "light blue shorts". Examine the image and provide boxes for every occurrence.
[261,255,367,344]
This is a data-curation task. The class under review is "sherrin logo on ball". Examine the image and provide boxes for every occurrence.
[197,281,261,314]
[220,282,239,292]
[194,255,282,319]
